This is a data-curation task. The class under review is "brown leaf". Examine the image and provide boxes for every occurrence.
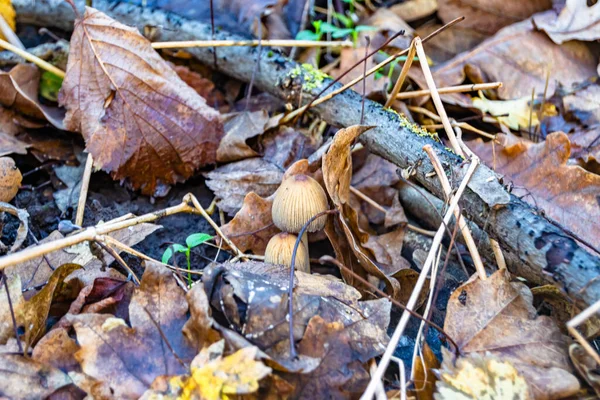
[564,84,600,127]
[469,132,600,251]
[438,0,551,35]
[70,262,196,399]
[569,343,600,397]
[171,64,226,110]
[59,8,224,195]
[220,192,280,254]
[0,156,21,203]
[570,128,600,174]
[444,269,580,399]
[0,354,72,399]
[534,1,600,44]
[0,64,64,129]
[0,107,29,157]
[389,0,438,22]
[363,227,411,272]
[0,272,25,344]
[430,18,597,100]
[260,126,321,169]
[182,282,221,349]
[417,24,488,63]
[205,158,283,215]
[217,111,280,163]
[32,327,80,373]
[412,342,439,400]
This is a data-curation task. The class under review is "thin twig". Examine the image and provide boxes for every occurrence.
[567,299,600,365]
[395,82,502,100]
[1,272,23,354]
[360,37,370,125]
[95,240,140,285]
[384,38,416,109]
[423,145,486,280]
[489,238,506,270]
[361,157,479,400]
[0,14,24,50]
[0,38,65,78]
[413,37,463,157]
[151,39,354,49]
[75,153,94,227]
[209,0,216,69]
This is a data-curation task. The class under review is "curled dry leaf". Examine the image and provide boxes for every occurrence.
[569,343,600,397]
[59,7,224,195]
[0,354,72,400]
[534,0,600,44]
[217,111,279,163]
[69,262,196,399]
[429,18,597,101]
[0,107,29,157]
[411,342,440,400]
[0,156,21,203]
[469,132,600,251]
[437,0,551,35]
[0,64,64,129]
[205,158,283,215]
[444,269,580,399]
[0,200,28,254]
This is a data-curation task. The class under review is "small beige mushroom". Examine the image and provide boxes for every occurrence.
[0,157,22,203]
[264,232,310,273]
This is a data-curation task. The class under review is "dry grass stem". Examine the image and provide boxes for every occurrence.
[567,299,600,365]
[489,238,506,270]
[384,38,417,109]
[361,157,479,400]
[75,153,94,227]
[395,82,502,99]
[0,38,65,78]
[0,15,24,50]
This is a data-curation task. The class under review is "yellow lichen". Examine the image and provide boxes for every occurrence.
[288,63,329,91]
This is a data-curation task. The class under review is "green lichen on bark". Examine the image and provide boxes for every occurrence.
[288,63,329,91]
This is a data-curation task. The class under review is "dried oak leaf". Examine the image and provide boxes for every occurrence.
[0,107,29,157]
[59,7,224,196]
[0,354,72,400]
[569,343,600,397]
[205,158,283,215]
[0,64,64,129]
[217,111,279,163]
[220,191,280,254]
[32,327,80,373]
[534,0,600,44]
[437,0,551,35]
[389,0,438,22]
[444,269,580,399]
[429,18,597,101]
[411,342,440,400]
[468,131,600,251]
[69,262,196,399]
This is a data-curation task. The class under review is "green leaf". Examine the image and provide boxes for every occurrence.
[186,233,213,249]
[319,22,340,34]
[296,30,319,41]
[162,247,174,264]
[39,71,63,102]
[173,244,188,253]
[332,12,353,28]
[355,25,378,32]
[331,28,354,39]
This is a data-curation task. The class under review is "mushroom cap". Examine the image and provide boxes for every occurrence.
[0,157,21,203]
[264,233,310,273]
[272,174,328,233]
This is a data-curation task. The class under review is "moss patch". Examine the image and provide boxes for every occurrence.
[397,113,439,141]
[288,63,329,91]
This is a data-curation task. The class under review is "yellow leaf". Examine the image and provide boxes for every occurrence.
[0,0,16,40]
[171,341,271,400]
[472,92,556,131]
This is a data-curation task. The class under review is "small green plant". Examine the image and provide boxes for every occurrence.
[162,232,213,287]
[296,18,377,46]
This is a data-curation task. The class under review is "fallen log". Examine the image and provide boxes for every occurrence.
[12,0,600,307]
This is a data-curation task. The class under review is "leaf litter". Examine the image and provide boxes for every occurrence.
[1,0,600,398]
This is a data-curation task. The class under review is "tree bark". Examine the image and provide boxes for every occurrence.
[13,0,600,307]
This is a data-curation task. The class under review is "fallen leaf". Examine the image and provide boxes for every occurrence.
[569,343,600,397]
[569,127,600,174]
[0,64,64,129]
[389,0,438,22]
[417,24,488,64]
[70,262,196,399]
[32,327,80,373]
[436,350,532,399]
[438,0,551,35]
[0,195,28,254]
[444,269,580,399]
[534,0,600,44]
[220,192,280,254]
[171,64,226,110]
[471,94,553,130]
[205,158,283,215]
[0,354,72,399]
[260,126,320,169]
[217,111,272,163]
[53,152,87,213]
[59,7,224,195]
[430,18,597,100]
[563,84,600,127]
[469,132,600,251]
[0,156,21,203]
[0,107,29,157]
[0,272,24,344]
[149,340,272,400]
[412,342,440,400]
[0,0,16,42]
[363,227,411,271]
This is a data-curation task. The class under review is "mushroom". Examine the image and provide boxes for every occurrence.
[0,157,22,203]
[271,173,328,271]
[264,232,310,273]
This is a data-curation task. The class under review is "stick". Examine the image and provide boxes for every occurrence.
[0,38,65,78]
[567,299,600,365]
[384,38,416,109]
[395,82,502,99]
[75,153,93,227]
[151,39,354,49]
[0,14,24,50]
[361,158,479,400]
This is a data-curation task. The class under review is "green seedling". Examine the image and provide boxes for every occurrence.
[39,71,63,102]
[162,232,213,287]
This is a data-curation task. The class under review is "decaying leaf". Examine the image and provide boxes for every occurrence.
[534,0,600,44]
[147,340,272,400]
[0,107,29,157]
[564,84,600,127]
[217,111,278,163]
[0,64,64,129]
[205,158,283,215]
[220,192,280,254]
[389,0,438,22]
[435,350,532,400]
[0,156,20,203]
[429,18,597,100]
[0,354,72,400]
[69,262,196,399]
[437,0,551,35]
[469,132,600,251]
[412,342,440,400]
[471,94,554,131]
[32,327,80,373]
[444,269,580,399]
[171,64,226,110]
[569,343,600,397]
[59,7,224,195]
[0,200,28,254]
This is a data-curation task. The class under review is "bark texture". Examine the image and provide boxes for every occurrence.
[13,0,600,307]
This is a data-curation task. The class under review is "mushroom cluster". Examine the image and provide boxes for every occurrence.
[264,173,328,273]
